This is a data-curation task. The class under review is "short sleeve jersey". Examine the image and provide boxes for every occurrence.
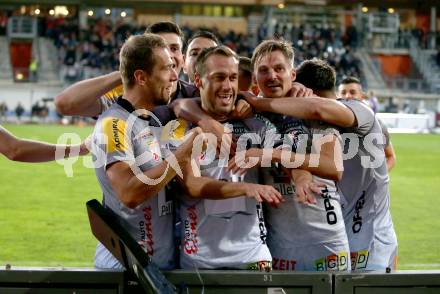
[259,113,347,247]
[337,99,397,269]
[92,97,175,270]
[167,116,274,269]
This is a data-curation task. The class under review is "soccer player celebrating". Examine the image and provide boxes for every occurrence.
[168,46,280,270]
[244,57,398,271]
[247,40,349,271]
[91,34,198,269]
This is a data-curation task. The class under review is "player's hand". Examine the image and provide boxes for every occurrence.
[288,82,314,98]
[199,117,237,156]
[292,172,325,205]
[241,183,283,207]
[79,135,92,156]
[175,127,203,164]
[228,148,263,175]
[238,91,263,110]
[229,98,253,120]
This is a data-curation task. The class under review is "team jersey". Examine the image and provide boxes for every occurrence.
[167,117,275,269]
[377,118,390,147]
[100,79,199,113]
[259,112,350,271]
[337,99,397,271]
[92,97,175,270]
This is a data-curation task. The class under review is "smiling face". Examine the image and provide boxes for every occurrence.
[147,47,178,105]
[195,54,238,118]
[184,37,218,82]
[254,50,295,98]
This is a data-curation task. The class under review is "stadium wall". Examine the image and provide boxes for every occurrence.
[0,83,62,114]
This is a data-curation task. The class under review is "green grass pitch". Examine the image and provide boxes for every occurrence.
[0,124,439,269]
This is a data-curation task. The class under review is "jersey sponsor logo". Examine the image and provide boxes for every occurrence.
[256,203,267,244]
[273,183,295,197]
[102,117,127,153]
[315,251,349,271]
[184,205,198,254]
[352,191,366,234]
[272,257,297,271]
[248,260,272,272]
[267,169,295,198]
[138,206,154,256]
[350,250,369,270]
[158,190,173,216]
[322,186,337,225]
[166,119,187,140]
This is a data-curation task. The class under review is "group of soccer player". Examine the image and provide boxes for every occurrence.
[1,21,397,272]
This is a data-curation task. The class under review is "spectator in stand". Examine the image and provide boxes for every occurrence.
[0,102,8,122]
[15,103,24,122]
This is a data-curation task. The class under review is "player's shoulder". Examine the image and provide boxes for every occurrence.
[98,101,126,122]
[103,85,124,100]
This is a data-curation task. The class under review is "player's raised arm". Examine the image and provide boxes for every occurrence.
[242,92,356,128]
[179,153,282,205]
[170,97,237,154]
[0,125,88,162]
[55,71,122,117]
[228,133,343,182]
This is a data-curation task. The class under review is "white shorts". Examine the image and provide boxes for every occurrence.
[351,239,398,271]
[269,240,351,271]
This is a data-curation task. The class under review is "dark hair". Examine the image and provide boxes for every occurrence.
[295,58,336,91]
[119,34,167,88]
[184,30,220,54]
[340,76,361,85]
[239,56,252,74]
[195,45,238,77]
[145,21,184,41]
[251,39,294,72]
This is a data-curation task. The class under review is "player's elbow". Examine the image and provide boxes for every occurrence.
[4,148,19,161]
[54,93,74,116]
[320,169,342,182]
[120,195,142,209]
[4,141,22,161]
[318,159,343,182]
[183,179,202,199]
[334,170,343,182]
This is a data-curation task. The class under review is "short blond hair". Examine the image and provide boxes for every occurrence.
[119,34,167,88]
[251,39,294,71]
